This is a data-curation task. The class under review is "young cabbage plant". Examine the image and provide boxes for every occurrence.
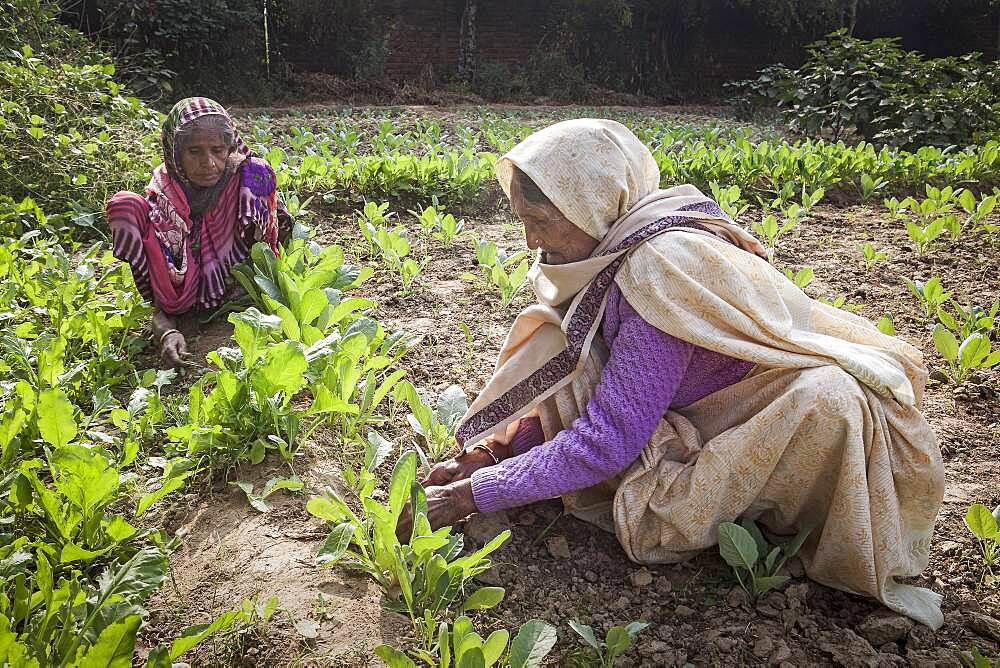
[717,517,813,601]
[475,239,531,308]
[876,314,897,336]
[932,325,1000,384]
[859,173,888,202]
[906,277,953,319]
[356,201,396,257]
[964,503,1000,590]
[397,382,469,463]
[782,266,814,289]
[860,242,889,269]
[905,216,949,254]
[376,616,557,668]
[709,181,749,219]
[937,300,998,340]
[751,211,799,263]
[567,619,651,668]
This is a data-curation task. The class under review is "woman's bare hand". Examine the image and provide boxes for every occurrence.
[160,331,190,369]
[422,439,510,487]
[396,479,478,542]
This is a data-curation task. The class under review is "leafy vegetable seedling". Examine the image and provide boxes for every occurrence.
[567,619,650,668]
[717,518,813,601]
[931,325,1000,384]
[964,503,1000,590]
[231,476,304,513]
[397,382,469,463]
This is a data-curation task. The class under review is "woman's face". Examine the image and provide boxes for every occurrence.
[178,127,231,188]
[510,176,599,265]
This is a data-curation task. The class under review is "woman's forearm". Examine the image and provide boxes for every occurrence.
[150,309,178,343]
[470,317,694,513]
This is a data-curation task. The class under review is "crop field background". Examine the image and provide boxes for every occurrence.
[17,104,994,666]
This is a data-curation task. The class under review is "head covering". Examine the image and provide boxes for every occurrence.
[161,97,250,217]
[456,119,921,447]
[109,97,282,314]
[496,119,662,239]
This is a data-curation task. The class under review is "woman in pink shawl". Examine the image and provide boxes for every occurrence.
[107,97,289,368]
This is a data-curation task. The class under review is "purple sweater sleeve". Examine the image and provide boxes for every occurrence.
[470,306,695,513]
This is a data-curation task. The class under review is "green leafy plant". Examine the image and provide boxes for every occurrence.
[819,294,864,314]
[231,241,373,344]
[962,647,1000,668]
[709,181,749,219]
[307,451,510,625]
[964,503,1000,590]
[376,616,557,668]
[906,277,953,319]
[397,383,469,463]
[859,173,888,202]
[782,266,814,289]
[906,217,949,254]
[752,210,799,263]
[717,518,813,601]
[231,476,304,513]
[356,201,396,257]
[475,240,531,308]
[876,314,897,336]
[860,242,889,269]
[959,190,999,231]
[932,326,1000,384]
[937,300,998,340]
[567,619,650,668]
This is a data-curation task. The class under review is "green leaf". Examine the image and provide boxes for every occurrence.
[72,614,141,667]
[718,522,759,571]
[568,619,600,650]
[388,451,417,521]
[753,574,790,596]
[932,325,959,362]
[509,619,558,668]
[457,646,486,668]
[261,476,304,499]
[437,384,469,432]
[966,503,999,540]
[959,333,991,368]
[375,645,418,668]
[316,522,356,566]
[231,481,270,513]
[605,626,632,662]
[256,341,308,396]
[169,610,242,660]
[482,629,510,666]
[623,621,651,639]
[460,586,505,613]
[37,388,77,447]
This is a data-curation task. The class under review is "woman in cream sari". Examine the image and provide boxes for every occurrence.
[408,119,945,628]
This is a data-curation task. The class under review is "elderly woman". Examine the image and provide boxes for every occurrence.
[107,97,289,368]
[414,119,945,628]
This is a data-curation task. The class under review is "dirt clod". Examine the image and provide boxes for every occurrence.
[545,535,571,559]
[856,612,914,646]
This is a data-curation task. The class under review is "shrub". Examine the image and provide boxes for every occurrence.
[730,30,1000,150]
[524,47,589,101]
[0,0,160,215]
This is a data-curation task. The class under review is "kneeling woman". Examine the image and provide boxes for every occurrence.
[107,97,289,368]
[415,119,945,628]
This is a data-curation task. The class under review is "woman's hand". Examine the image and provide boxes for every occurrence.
[422,440,510,487]
[396,479,478,542]
[160,331,190,369]
[151,309,192,369]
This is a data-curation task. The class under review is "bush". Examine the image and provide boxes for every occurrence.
[524,47,589,101]
[729,30,1000,150]
[473,61,517,101]
[0,0,160,214]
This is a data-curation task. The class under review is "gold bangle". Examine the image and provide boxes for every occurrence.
[159,328,181,346]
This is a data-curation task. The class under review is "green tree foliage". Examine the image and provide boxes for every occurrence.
[731,30,1000,149]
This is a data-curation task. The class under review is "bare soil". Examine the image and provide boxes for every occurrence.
[140,163,1000,666]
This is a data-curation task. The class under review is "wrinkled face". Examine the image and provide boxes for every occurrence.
[510,176,600,265]
[178,127,232,188]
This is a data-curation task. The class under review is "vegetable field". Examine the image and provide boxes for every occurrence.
[4,105,1000,667]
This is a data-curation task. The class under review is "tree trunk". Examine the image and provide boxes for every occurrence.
[458,0,478,83]
[845,0,858,34]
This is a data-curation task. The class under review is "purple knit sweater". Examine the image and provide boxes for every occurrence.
[470,283,755,513]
